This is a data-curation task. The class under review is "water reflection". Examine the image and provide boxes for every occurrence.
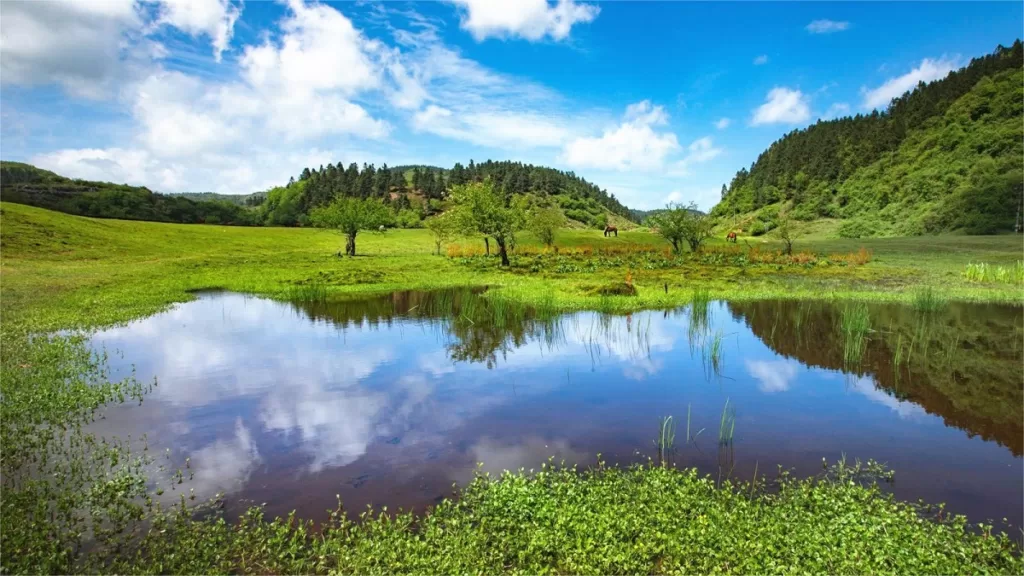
[88,291,1022,527]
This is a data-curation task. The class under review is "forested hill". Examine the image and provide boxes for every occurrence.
[293,159,630,218]
[713,41,1023,237]
[0,162,259,225]
[263,159,634,228]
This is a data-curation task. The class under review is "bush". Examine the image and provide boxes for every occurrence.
[395,208,423,228]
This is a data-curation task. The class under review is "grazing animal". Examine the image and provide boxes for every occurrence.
[604,225,618,237]
[726,231,737,243]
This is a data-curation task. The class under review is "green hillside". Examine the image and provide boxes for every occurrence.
[713,41,1023,237]
[0,161,259,225]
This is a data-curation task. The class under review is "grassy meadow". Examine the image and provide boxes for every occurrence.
[2,202,1023,573]
[2,202,1021,332]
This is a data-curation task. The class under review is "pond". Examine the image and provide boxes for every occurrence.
[86,290,1023,529]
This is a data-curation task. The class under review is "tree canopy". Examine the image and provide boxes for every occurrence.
[650,202,715,253]
[309,197,391,256]
[449,180,527,266]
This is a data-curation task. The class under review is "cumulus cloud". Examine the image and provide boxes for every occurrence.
[751,87,811,125]
[560,100,680,170]
[861,58,956,110]
[0,0,143,98]
[155,0,241,61]
[29,0,401,192]
[714,117,731,130]
[806,19,849,34]
[451,0,599,41]
[753,54,768,65]
[0,0,242,98]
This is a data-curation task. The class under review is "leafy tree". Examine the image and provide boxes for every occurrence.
[424,212,457,255]
[650,202,714,253]
[529,205,566,249]
[450,180,527,266]
[310,197,390,257]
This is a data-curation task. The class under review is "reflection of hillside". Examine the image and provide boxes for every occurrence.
[291,289,565,369]
[727,301,1024,456]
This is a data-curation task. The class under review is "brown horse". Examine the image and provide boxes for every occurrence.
[604,225,618,237]
[726,231,737,243]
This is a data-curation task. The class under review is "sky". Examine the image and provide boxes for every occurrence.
[1,1,1021,211]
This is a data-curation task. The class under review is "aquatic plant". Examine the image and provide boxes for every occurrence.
[656,415,676,467]
[963,261,1024,284]
[702,330,724,379]
[912,287,946,312]
[838,303,871,366]
[285,281,328,302]
[718,398,736,446]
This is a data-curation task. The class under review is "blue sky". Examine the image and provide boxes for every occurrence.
[1,1,1020,210]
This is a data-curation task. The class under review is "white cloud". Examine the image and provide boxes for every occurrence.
[560,100,680,171]
[806,19,849,34]
[823,102,850,119]
[412,105,570,148]
[0,0,142,98]
[861,58,956,110]
[155,0,240,61]
[0,0,242,98]
[753,54,768,65]
[714,117,731,130]
[668,136,722,176]
[745,359,799,393]
[451,0,599,41]
[751,87,811,125]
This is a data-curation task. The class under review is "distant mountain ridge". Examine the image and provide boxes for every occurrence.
[712,40,1023,237]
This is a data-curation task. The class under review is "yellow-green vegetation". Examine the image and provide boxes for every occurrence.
[3,202,1024,574]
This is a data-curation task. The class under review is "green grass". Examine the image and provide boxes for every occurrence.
[839,303,872,366]
[2,203,1024,573]
[912,287,947,312]
[3,202,1022,334]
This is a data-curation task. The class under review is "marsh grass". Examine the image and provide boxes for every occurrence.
[702,330,725,379]
[718,398,736,446]
[285,281,328,302]
[656,415,676,467]
[838,303,871,366]
[912,287,946,312]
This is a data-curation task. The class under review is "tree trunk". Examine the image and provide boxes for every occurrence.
[484,237,490,256]
[496,238,510,266]
[435,240,442,256]
[671,239,680,254]
[346,232,356,257]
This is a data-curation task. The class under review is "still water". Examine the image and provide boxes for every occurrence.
[87,291,1022,527]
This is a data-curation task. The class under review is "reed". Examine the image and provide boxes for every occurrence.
[912,287,946,312]
[838,303,871,366]
[656,415,676,467]
[718,398,736,446]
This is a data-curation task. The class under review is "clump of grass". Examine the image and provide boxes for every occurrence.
[702,330,724,379]
[963,261,1024,284]
[718,398,736,446]
[655,415,676,467]
[912,287,946,312]
[285,281,328,302]
[838,303,871,366]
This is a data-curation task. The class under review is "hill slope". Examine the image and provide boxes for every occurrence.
[0,161,259,225]
[713,41,1023,237]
